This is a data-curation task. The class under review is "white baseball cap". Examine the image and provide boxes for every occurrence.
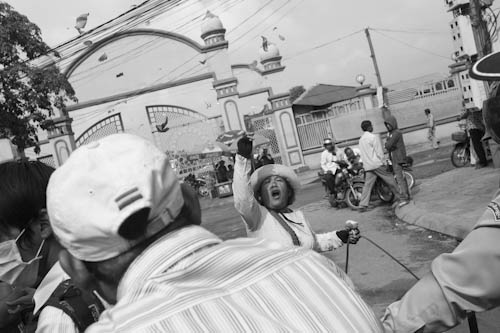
[47,133,184,262]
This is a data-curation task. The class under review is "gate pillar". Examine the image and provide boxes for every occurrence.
[269,93,305,169]
[46,116,76,167]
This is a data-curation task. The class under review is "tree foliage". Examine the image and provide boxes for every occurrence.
[0,2,76,153]
[289,85,306,103]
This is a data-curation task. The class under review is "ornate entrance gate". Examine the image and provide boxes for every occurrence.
[249,114,282,164]
[75,114,124,147]
[146,105,224,175]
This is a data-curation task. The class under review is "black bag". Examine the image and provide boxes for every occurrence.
[26,279,104,333]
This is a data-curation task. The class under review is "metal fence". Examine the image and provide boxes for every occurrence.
[296,118,334,151]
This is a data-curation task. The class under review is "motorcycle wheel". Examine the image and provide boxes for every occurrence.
[376,180,394,203]
[346,183,364,209]
[451,144,470,168]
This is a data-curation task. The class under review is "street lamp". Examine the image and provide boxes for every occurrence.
[355,74,366,86]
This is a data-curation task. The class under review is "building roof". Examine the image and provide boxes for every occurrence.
[386,73,449,91]
[293,84,358,107]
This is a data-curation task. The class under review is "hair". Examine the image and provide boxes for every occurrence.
[84,183,201,285]
[344,147,353,155]
[361,120,372,131]
[0,161,55,244]
[424,109,430,114]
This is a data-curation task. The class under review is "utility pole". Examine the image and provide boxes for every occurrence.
[365,27,390,119]
[365,28,383,87]
[469,0,491,95]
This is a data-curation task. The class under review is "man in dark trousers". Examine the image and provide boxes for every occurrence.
[458,104,488,169]
[384,115,410,207]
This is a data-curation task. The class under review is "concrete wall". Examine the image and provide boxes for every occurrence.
[303,120,460,170]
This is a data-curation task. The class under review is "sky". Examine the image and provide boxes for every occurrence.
[6,0,458,89]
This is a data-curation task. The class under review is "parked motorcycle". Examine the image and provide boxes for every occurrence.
[184,174,210,197]
[320,161,364,209]
[355,158,415,204]
[451,124,470,168]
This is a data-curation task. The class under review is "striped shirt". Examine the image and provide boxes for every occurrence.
[87,226,382,332]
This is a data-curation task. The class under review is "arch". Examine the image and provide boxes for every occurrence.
[447,79,455,88]
[65,29,205,78]
[75,113,124,147]
[146,105,220,154]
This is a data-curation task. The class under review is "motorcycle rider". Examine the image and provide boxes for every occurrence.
[382,49,500,332]
[233,136,360,252]
[320,138,348,207]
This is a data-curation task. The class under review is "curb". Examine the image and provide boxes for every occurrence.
[395,202,471,240]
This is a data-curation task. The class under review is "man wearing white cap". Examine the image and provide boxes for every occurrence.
[47,133,383,332]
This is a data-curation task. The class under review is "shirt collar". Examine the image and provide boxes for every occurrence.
[117,226,221,300]
[33,261,69,314]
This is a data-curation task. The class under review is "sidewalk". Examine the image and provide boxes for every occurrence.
[396,166,499,240]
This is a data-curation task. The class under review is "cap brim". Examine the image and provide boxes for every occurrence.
[470,51,500,81]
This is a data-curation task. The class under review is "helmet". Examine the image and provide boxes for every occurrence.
[323,138,334,146]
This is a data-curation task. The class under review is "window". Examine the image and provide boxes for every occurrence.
[450,24,454,29]
[468,85,471,90]
[295,117,302,125]
[453,35,456,40]
[435,82,443,91]
[448,80,455,88]
[460,46,464,51]
[457,33,461,38]
[463,87,467,92]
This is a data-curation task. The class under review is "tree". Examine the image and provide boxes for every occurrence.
[289,85,306,103]
[0,2,76,153]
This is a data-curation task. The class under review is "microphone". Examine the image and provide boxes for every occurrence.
[345,220,359,230]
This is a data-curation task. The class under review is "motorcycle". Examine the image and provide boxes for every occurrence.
[320,161,364,209]
[355,158,415,204]
[451,123,470,168]
[184,175,210,197]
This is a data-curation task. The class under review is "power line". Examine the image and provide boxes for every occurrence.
[371,29,450,60]
[370,27,448,35]
[228,0,305,55]
[283,29,364,60]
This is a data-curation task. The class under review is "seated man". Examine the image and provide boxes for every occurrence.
[47,134,383,332]
[344,147,363,174]
[320,138,347,204]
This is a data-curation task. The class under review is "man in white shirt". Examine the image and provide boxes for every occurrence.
[320,138,347,204]
[357,120,401,212]
[425,108,439,149]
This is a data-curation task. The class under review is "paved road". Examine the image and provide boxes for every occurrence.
[200,149,499,331]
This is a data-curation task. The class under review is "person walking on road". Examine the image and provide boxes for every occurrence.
[46,133,383,332]
[384,115,411,206]
[382,48,500,333]
[458,104,488,169]
[358,120,403,212]
[424,108,439,149]
[233,136,360,252]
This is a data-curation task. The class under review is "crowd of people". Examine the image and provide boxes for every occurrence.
[1,51,500,333]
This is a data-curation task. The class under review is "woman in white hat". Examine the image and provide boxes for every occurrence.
[232,136,359,251]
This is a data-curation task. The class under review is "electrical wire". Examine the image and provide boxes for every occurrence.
[228,0,305,55]
[282,29,364,61]
[371,29,450,60]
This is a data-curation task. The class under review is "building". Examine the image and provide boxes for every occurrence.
[27,10,305,175]
[292,73,462,169]
[444,0,494,107]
